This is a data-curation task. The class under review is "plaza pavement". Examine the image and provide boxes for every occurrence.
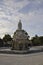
[0,52,43,65]
[0,46,43,65]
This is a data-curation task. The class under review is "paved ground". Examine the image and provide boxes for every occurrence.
[0,46,43,65]
[0,52,43,65]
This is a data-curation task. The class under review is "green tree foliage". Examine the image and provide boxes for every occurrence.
[3,34,12,42]
[0,38,4,47]
[3,34,12,47]
[31,35,41,46]
[39,36,43,45]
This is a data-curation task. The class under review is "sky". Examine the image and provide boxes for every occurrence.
[0,0,43,38]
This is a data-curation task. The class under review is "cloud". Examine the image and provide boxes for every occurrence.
[0,0,43,38]
[19,0,43,14]
[14,0,23,2]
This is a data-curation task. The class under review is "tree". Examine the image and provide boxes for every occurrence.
[31,35,40,46]
[39,36,43,45]
[3,34,12,42]
[3,34,12,47]
[0,38,4,47]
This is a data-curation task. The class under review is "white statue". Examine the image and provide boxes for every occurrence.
[18,20,22,30]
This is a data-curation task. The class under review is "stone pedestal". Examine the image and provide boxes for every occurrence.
[12,20,30,50]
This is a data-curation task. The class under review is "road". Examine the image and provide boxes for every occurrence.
[0,52,43,65]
